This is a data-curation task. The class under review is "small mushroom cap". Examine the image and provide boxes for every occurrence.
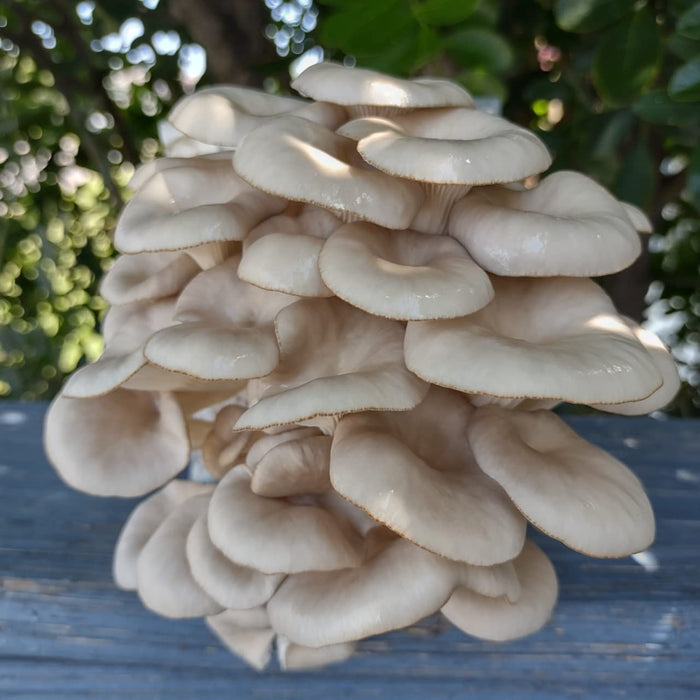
[157,120,221,157]
[233,115,424,229]
[621,202,653,233]
[592,323,680,415]
[467,406,655,557]
[277,636,356,671]
[113,480,212,590]
[169,85,346,148]
[448,172,641,277]
[169,86,305,147]
[62,298,177,398]
[330,389,526,565]
[251,434,332,497]
[202,405,254,478]
[319,223,493,320]
[115,156,285,254]
[292,62,474,111]
[239,207,341,297]
[136,493,222,618]
[206,608,276,671]
[404,277,662,405]
[245,427,321,470]
[338,109,551,185]
[267,537,456,647]
[186,515,284,609]
[208,469,364,574]
[44,389,190,497]
[144,257,294,382]
[235,298,428,431]
[100,251,200,306]
[442,540,558,642]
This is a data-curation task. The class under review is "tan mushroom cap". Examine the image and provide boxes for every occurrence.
[113,480,212,590]
[144,257,294,381]
[115,156,286,254]
[251,434,332,497]
[448,172,641,277]
[267,534,518,648]
[338,108,551,185]
[239,207,341,297]
[206,608,275,671]
[404,277,662,405]
[157,120,222,157]
[235,298,428,431]
[202,405,256,478]
[442,540,558,642]
[319,222,493,320]
[62,298,177,398]
[277,636,356,671]
[292,62,474,114]
[330,388,526,565]
[208,469,364,574]
[233,115,424,229]
[136,493,222,618]
[592,323,680,415]
[169,84,346,148]
[44,388,190,497]
[245,427,321,470]
[100,251,200,306]
[622,202,653,233]
[468,406,655,557]
[186,515,284,609]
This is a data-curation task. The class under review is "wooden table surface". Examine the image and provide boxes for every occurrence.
[1,402,699,699]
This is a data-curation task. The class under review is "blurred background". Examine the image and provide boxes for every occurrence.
[0,0,698,413]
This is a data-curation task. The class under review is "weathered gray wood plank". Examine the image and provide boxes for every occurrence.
[1,402,699,699]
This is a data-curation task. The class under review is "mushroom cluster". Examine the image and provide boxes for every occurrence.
[44,63,679,671]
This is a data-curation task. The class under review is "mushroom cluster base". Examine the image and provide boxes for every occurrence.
[44,63,679,672]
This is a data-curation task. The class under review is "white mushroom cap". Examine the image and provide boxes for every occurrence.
[233,116,424,229]
[442,540,558,642]
[404,277,662,405]
[245,427,321,470]
[62,298,176,398]
[44,389,190,497]
[206,608,276,671]
[267,534,517,648]
[169,85,346,148]
[277,636,356,671]
[338,108,551,185]
[208,468,364,574]
[186,515,284,609]
[201,405,255,478]
[115,156,285,254]
[448,172,641,277]
[100,251,200,306]
[144,257,294,382]
[330,388,526,565]
[157,120,222,157]
[592,323,680,415]
[113,480,213,590]
[319,223,493,320]
[235,298,428,431]
[292,63,474,115]
[467,406,655,557]
[239,206,341,297]
[251,434,332,497]
[136,493,222,618]
[621,202,653,233]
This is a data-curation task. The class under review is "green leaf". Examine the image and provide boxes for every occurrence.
[412,0,479,26]
[457,69,507,101]
[554,0,636,33]
[670,59,700,102]
[633,90,700,126]
[678,3,700,40]
[685,146,700,206]
[667,32,700,62]
[614,142,655,208]
[592,9,661,106]
[444,28,514,74]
